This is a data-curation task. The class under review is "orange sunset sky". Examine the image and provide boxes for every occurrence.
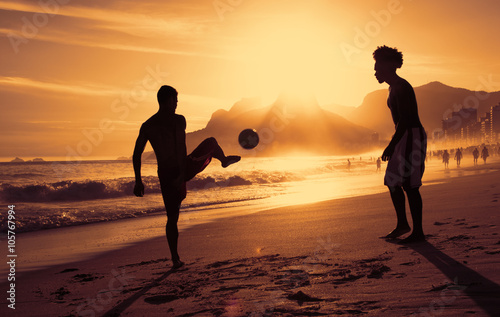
[1,0,500,160]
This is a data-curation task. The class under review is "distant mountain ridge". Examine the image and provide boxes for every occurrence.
[345,81,500,138]
[139,81,498,160]
[186,92,376,156]
[322,103,356,118]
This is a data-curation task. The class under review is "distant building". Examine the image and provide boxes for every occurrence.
[437,103,500,145]
[491,104,500,141]
[480,113,492,143]
[433,130,445,141]
[442,108,477,143]
[468,121,482,144]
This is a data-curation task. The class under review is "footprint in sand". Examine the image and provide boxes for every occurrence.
[465,225,480,229]
[144,294,179,304]
[57,268,79,274]
[467,246,485,251]
[454,219,467,226]
[485,250,500,255]
[206,260,232,269]
[287,290,323,304]
[433,221,450,226]
[71,273,104,283]
[399,258,421,266]
[332,273,365,284]
[357,254,393,264]
[120,258,169,268]
[213,284,256,293]
[275,269,310,287]
[367,265,391,279]
[50,287,70,301]
[491,192,499,202]
[445,234,472,241]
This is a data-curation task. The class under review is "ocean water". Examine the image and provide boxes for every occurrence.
[0,155,388,233]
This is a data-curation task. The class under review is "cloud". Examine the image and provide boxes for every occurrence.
[0,0,207,36]
[0,0,227,58]
[0,76,123,96]
[1,28,225,58]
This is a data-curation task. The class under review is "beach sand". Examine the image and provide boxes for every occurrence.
[2,162,500,316]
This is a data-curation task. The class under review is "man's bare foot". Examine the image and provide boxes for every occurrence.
[222,155,241,168]
[383,226,411,239]
[172,260,184,270]
[399,233,426,244]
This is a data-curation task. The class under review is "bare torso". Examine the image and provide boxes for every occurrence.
[140,113,187,178]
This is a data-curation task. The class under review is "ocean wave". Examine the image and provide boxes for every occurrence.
[0,204,166,233]
[0,196,270,233]
[0,171,303,203]
[0,178,152,203]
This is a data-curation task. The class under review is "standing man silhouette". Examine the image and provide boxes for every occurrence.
[472,147,479,165]
[455,148,463,167]
[442,150,450,169]
[133,85,240,269]
[481,146,489,164]
[373,46,427,243]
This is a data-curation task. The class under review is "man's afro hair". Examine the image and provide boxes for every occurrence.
[373,45,403,69]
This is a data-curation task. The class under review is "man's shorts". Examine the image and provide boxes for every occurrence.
[185,152,212,182]
[384,127,427,189]
[158,138,216,204]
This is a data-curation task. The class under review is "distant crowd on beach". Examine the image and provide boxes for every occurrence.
[431,143,500,168]
[345,142,500,171]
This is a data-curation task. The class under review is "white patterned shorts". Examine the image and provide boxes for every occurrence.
[384,127,427,189]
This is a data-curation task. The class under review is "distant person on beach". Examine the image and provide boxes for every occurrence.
[347,159,351,171]
[472,148,479,165]
[374,46,427,243]
[442,150,450,168]
[481,146,489,164]
[133,85,240,269]
[454,148,463,167]
[376,157,381,172]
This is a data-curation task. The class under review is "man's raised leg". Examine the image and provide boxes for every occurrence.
[191,137,240,169]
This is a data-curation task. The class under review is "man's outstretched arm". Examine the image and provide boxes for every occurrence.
[133,130,148,197]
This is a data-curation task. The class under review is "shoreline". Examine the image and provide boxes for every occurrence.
[2,161,499,316]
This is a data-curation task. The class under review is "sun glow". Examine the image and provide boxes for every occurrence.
[238,14,340,103]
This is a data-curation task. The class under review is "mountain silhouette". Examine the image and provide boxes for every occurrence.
[137,81,496,160]
[322,103,356,118]
[187,92,376,156]
[346,81,500,138]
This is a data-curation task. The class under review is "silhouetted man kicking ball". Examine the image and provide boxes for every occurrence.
[133,85,240,269]
[373,46,427,244]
